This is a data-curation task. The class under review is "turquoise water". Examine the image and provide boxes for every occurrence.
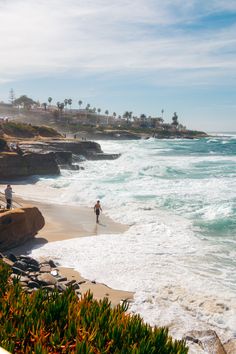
[96,135,236,244]
[15,133,236,339]
[151,137,235,238]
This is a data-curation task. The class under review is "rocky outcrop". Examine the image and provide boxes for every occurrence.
[0,138,122,180]
[223,338,236,354]
[86,152,121,160]
[0,139,120,179]
[19,140,120,161]
[47,140,103,156]
[20,140,102,155]
[184,330,227,354]
[153,130,208,139]
[54,151,72,165]
[0,207,45,251]
[0,254,81,297]
[0,152,60,178]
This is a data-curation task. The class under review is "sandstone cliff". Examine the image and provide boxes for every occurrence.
[20,140,103,157]
[19,140,120,161]
[0,140,120,180]
[0,207,45,251]
[0,152,60,179]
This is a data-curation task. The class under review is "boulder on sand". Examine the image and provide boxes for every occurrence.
[0,207,45,251]
[184,330,226,354]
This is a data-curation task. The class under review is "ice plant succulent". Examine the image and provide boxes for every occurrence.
[0,260,188,353]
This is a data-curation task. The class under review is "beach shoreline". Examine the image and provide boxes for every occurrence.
[1,131,236,352]
[6,194,134,306]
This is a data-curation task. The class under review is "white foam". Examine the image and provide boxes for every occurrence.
[29,217,236,339]
[10,137,236,340]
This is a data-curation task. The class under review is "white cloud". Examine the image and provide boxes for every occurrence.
[0,0,235,85]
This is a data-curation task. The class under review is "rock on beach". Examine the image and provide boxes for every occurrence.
[0,207,45,251]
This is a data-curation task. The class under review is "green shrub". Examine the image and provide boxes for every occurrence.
[0,261,188,353]
[1,122,61,138]
[35,125,61,137]
[2,122,35,137]
[185,130,207,136]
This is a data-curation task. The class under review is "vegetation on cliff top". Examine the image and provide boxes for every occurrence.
[0,122,61,138]
[0,261,188,353]
[1,93,208,138]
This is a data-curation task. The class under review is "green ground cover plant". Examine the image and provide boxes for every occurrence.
[0,261,188,353]
[0,122,61,138]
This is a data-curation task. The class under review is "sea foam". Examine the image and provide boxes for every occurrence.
[12,136,236,340]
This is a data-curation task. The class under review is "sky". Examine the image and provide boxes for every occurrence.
[0,0,235,131]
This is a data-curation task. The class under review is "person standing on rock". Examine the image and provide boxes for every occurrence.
[94,200,102,223]
[5,184,14,209]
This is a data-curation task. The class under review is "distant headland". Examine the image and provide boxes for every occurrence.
[0,92,208,140]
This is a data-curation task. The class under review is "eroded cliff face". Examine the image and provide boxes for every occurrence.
[0,140,119,179]
[0,207,45,251]
[19,140,120,161]
[0,152,60,179]
[45,140,103,156]
[19,140,103,157]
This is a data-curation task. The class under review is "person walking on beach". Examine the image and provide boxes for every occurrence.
[5,184,14,209]
[94,200,102,223]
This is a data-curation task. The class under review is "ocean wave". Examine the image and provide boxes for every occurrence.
[11,136,236,340]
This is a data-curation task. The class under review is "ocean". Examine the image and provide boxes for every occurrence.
[13,134,236,341]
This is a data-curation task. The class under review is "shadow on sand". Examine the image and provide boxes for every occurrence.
[6,237,48,257]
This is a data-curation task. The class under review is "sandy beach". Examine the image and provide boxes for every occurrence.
[7,195,133,307]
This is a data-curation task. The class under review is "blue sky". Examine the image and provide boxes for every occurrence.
[0,0,235,131]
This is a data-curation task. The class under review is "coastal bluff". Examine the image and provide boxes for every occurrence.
[0,152,60,178]
[0,140,120,179]
[19,140,117,160]
[0,207,45,251]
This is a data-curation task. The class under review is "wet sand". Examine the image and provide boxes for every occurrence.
[9,196,133,306]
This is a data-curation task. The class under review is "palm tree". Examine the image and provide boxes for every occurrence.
[68,98,72,111]
[48,97,52,106]
[64,99,68,109]
[105,110,109,125]
[129,111,133,121]
[60,102,65,113]
[123,111,129,123]
[172,112,179,129]
[123,111,132,124]
[78,100,82,109]
[86,104,90,111]
[57,102,64,115]
[161,109,164,119]
[97,108,101,114]
[113,112,117,125]
[139,114,147,128]
[42,102,47,111]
